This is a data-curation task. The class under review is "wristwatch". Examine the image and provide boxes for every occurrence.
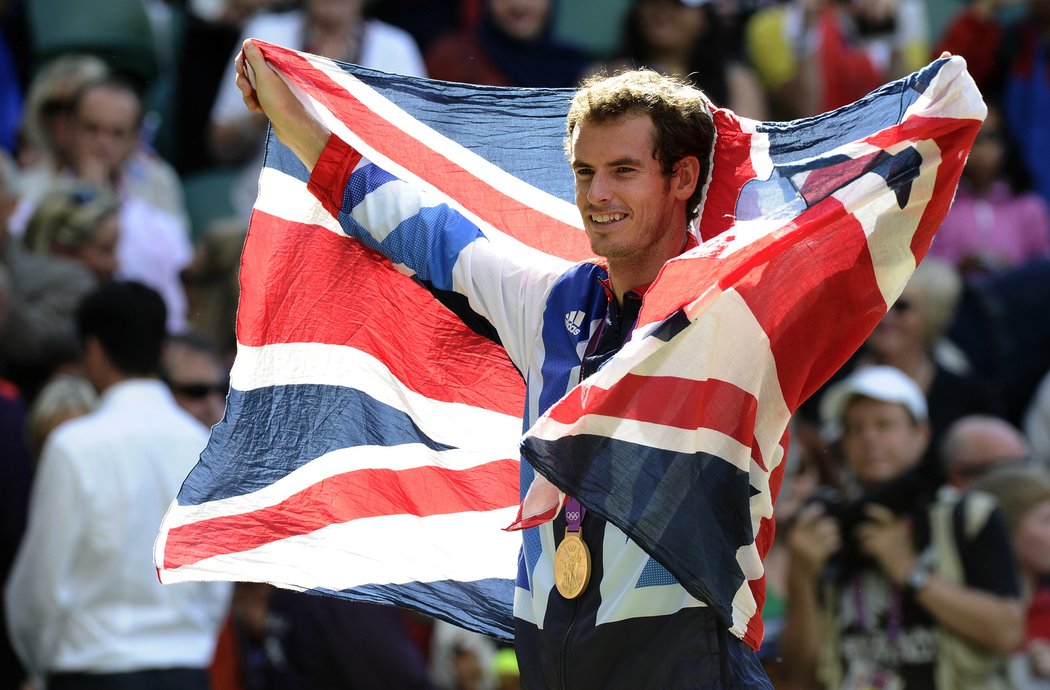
[905,562,932,594]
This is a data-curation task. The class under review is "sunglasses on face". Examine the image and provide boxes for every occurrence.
[169,380,228,399]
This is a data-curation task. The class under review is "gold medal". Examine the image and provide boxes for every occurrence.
[554,530,591,599]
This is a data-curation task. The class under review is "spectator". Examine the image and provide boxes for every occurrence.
[605,0,767,118]
[370,0,464,54]
[783,365,1023,689]
[424,0,591,87]
[13,53,109,188]
[172,0,284,173]
[23,185,120,285]
[744,0,929,118]
[162,331,229,429]
[180,220,246,360]
[11,74,193,332]
[0,186,96,403]
[4,281,232,690]
[24,373,97,460]
[0,266,31,690]
[65,77,193,332]
[6,373,95,690]
[1001,0,1050,206]
[933,0,1006,95]
[13,60,190,239]
[208,0,426,221]
[941,414,1032,489]
[973,466,1050,689]
[928,103,1050,280]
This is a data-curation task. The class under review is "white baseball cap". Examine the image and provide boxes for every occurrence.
[820,365,928,435]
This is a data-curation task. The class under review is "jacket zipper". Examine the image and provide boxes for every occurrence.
[558,592,583,690]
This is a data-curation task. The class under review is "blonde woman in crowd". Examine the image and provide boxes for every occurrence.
[23,185,120,285]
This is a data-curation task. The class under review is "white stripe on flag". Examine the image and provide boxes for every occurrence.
[255,167,345,235]
[230,341,523,454]
[160,443,518,529]
[162,507,521,588]
[837,136,943,308]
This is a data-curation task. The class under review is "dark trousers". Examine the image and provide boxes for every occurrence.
[48,668,209,690]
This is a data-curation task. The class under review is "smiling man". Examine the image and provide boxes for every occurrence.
[234,40,767,689]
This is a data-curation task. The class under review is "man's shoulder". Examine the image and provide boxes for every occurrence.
[50,390,207,450]
[553,260,607,286]
[43,412,110,465]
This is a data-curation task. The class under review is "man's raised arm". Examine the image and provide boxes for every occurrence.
[236,39,329,171]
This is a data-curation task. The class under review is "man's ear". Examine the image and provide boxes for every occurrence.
[83,334,106,367]
[673,156,701,201]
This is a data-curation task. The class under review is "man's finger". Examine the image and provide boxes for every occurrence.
[241,51,257,90]
[862,503,895,524]
[242,39,272,85]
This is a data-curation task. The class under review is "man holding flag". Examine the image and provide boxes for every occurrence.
[207,38,982,688]
[237,40,775,687]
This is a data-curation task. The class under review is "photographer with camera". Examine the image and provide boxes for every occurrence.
[782,365,1024,689]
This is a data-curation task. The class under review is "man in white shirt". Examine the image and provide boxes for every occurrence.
[4,281,231,690]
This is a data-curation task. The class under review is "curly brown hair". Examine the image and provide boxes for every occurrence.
[565,69,715,223]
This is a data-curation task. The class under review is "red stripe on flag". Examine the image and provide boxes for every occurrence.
[164,458,521,569]
[699,109,756,241]
[257,42,595,262]
[237,210,525,416]
[734,198,880,410]
[549,374,764,468]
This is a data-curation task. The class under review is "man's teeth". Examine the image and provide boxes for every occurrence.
[591,213,626,224]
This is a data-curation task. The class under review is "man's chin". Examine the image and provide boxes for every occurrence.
[587,235,623,260]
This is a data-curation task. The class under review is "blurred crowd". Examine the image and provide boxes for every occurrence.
[0,0,1049,688]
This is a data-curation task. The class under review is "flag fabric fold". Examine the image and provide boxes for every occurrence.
[155,41,984,643]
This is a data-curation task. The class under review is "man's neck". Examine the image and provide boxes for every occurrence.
[94,372,155,395]
[607,230,693,304]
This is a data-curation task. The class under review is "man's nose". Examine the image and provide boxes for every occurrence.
[587,171,612,205]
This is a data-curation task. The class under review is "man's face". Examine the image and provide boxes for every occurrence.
[489,0,551,42]
[841,396,928,486]
[638,0,705,53]
[866,284,927,358]
[306,0,364,25]
[946,421,1030,487]
[72,86,140,179]
[165,345,228,428]
[1015,499,1050,576]
[571,113,683,269]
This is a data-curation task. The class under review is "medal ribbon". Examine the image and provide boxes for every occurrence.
[565,497,586,533]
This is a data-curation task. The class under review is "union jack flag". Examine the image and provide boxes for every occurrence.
[155,42,984,646]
